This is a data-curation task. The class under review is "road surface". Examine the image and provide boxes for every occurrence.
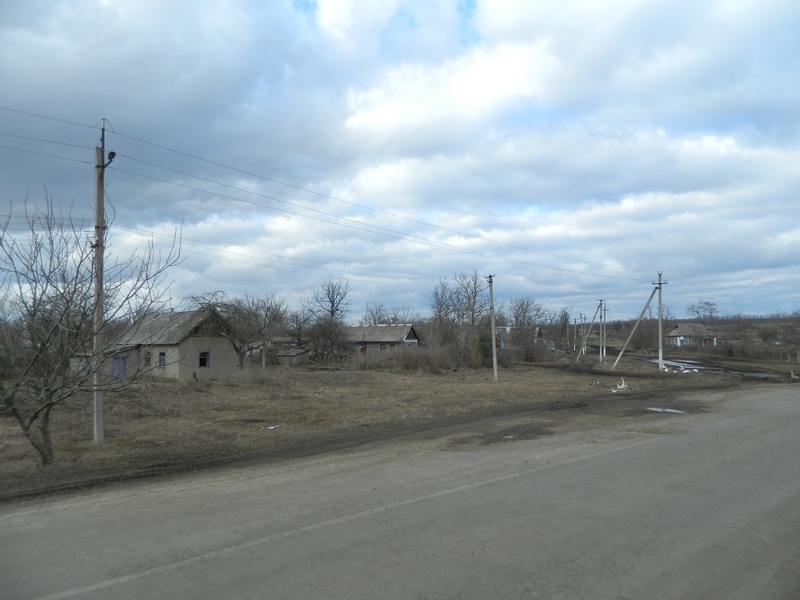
[1,384,799,599]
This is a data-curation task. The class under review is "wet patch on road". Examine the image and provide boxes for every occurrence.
[446,421,556,448]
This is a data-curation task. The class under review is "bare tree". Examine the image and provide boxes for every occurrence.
[687,301,718,327]
[508,297,545,346]
[557,307,571,349]
[428,278,454,350]
[509,297,544,327]
[361,302,388,325]
[427,269,489,367]
[0,201,180,465]
[661,303,675,323]
[190,291,287,368]
[302,279,352,357]
[303,279,351,322]
[388,305,422,325]
[283,308,313,347]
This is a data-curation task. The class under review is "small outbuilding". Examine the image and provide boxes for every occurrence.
[276,348,311,366]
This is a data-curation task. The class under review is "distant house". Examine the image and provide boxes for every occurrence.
[343,324,420,355]
[111,309,239,381]
[665,323,717,349]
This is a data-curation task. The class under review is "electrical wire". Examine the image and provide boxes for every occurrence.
[1,106,654,289]
[109,129,652,273]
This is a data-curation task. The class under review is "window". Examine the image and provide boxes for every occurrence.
[158,352,166,367]
[143,351,152,367]
[199,351,210,368]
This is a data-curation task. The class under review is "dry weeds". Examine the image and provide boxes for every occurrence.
[0,357,744,498]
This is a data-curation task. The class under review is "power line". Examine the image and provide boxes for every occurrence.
[0,106,97,130]
[0,131,94,151]
[110,164,644,282]
[109,129,651,273]
[0,143,92,164]
[0,106,651,283]
[111,225,438,282]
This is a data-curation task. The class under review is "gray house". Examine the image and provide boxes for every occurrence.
[344,324,420,355]
[111,310,239,381]
[665,323,717,348]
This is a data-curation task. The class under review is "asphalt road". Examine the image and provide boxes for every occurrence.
[1,384,799,599]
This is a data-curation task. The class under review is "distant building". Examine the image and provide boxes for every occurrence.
[665,323,717,348]
[343,324,420,355]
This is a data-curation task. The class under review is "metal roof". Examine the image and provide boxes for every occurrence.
[116,310,213,347]
[666,323,714,337]
[343,324,418,344]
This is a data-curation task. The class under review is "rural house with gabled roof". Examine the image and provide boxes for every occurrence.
[110,309,239,381]
[665,323,717,349]
[343,324,420,355]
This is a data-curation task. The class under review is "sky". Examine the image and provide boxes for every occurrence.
[1,0,798,323]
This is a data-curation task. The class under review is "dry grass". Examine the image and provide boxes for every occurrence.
[0,356,744,497]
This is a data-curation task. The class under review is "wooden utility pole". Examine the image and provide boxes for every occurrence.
[486,275,498,381]
[93,121,114,444]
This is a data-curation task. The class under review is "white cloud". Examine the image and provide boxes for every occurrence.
[1,0,799,319]
[345,42,556,135]
[317,0,401,44]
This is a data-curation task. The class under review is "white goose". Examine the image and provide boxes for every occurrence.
[611,377,629,393]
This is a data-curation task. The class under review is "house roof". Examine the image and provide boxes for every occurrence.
[117,310,215,347]
[343,324,418,344]
[666,323,714,338]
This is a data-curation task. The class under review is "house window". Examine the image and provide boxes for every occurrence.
[199,351,210,368]
[158,352,166,367]
[143,351,152,367]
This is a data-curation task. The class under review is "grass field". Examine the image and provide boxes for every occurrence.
[1,352,790,499]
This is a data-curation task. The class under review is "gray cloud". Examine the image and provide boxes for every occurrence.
[1,0,798,320]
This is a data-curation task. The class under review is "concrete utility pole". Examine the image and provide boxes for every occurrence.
[486,274,498,381]
[612,272,665,371]
[573,318,577,351]
[598,300,604,363]
[656,271,668,371]
[93,121,115,445]
[575,304,600,365]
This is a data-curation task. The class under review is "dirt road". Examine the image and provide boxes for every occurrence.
[1,384,799,599]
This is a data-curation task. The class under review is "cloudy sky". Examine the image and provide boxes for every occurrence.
[1,0,798,323]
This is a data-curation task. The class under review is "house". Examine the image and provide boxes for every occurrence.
[343,324,420,355]
[665,323,717,349]
[110,309,239,381]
